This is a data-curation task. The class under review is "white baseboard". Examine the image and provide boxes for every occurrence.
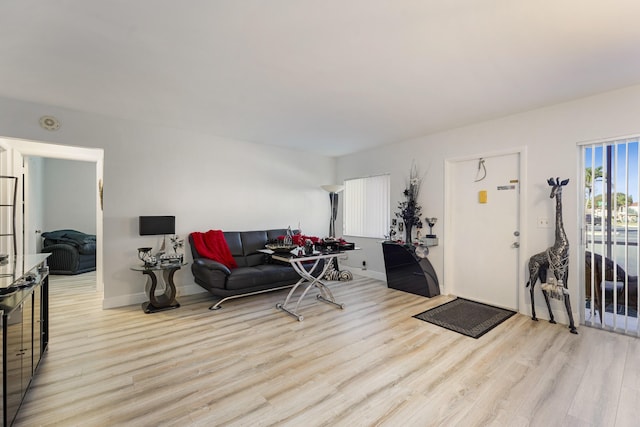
[179,283,208,296]
[102,283,207,309]
[344,267,386,282]
[103,292,147,309]
[101,271,388,310]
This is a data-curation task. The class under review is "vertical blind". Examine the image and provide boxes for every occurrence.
[582,136,640,336]
[344,174,390,238]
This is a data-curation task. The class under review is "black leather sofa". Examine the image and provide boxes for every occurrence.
[189,229,322,310]
[41,229,97,275]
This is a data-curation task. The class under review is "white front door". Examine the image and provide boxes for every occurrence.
[446,152,520,310]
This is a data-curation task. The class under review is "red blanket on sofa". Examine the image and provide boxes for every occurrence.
[190,230,238,269]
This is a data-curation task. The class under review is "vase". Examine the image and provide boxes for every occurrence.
[405,222,413,245]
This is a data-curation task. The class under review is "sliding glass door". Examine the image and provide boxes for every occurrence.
[582,137,639,336]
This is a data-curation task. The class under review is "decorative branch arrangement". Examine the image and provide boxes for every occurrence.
[395,162,423,244]
[171,235,184,254]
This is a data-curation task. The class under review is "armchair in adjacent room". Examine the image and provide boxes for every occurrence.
[41,229,97,275]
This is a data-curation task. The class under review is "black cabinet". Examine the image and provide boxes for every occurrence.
[32,285,43,371]
[5,298,33,426]
[5,305,23,426]
[1,255,49,426]
[382,242,440,297]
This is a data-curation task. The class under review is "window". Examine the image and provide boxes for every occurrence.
[343,174,390,238]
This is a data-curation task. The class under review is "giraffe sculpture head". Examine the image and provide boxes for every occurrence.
[547,177,569,199]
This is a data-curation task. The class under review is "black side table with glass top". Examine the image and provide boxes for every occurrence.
[131,262,186,313]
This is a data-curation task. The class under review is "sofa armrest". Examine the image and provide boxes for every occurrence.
[194,258,231,275]
[41,243,80,274]
[42,243,78,255]
[42,243,79,259]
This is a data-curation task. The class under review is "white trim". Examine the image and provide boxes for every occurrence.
[0,137,101,161]
[444,146,527,164]
[102,283,206,310]
[577,143,586,324]
[342,266,386,282]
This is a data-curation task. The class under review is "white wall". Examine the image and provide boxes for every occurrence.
[0,97,336,308]
[42,158,96,235]
[337,84,640,325]
[6,83,640,321]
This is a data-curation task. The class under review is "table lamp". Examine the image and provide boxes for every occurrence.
[139,215,175,255]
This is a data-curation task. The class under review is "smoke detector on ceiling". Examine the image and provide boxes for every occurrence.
[39,115,60,131]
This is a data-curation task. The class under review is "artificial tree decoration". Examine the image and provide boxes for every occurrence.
[395,162,423,245]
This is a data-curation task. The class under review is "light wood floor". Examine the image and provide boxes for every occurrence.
[14,273,640,427]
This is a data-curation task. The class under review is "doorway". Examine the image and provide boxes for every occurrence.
[24,157,97,273]
[0,137,103,293]
[444,151,522,310]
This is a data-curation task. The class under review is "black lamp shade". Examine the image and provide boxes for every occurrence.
[139,216,175,236]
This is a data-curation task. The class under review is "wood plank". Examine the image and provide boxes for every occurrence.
[12,272,640,426]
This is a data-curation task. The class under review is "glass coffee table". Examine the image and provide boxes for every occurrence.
[270,251,346,321]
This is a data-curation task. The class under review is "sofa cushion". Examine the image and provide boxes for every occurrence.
[223,232,243,256]
[241,231,268,253]
[225,264,303,290]
[244,253,265,267]
[240,231,269,267]
[225,267,273,290]
[254,264,300,283]
[267,229,288,242]
[222,232,246,267]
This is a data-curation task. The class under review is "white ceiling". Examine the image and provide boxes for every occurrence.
[2,1,640,157]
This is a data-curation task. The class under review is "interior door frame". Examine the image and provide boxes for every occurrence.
[443,146,528,313]
[0,136,104,293]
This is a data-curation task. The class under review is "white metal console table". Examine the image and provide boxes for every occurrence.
[270,251,346,321]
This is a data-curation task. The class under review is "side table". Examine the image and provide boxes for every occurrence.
[131,262,186,313]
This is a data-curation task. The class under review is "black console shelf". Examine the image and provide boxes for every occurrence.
[1,254,49,426]
[382,242,440,298]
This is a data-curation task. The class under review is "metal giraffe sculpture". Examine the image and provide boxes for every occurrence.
[526,177,578,334]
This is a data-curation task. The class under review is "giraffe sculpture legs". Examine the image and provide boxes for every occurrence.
[563,294,578,334]
[561,269,578,334]
[527,254,555,323]
[527,254,578,334]
[529,285,556,323]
